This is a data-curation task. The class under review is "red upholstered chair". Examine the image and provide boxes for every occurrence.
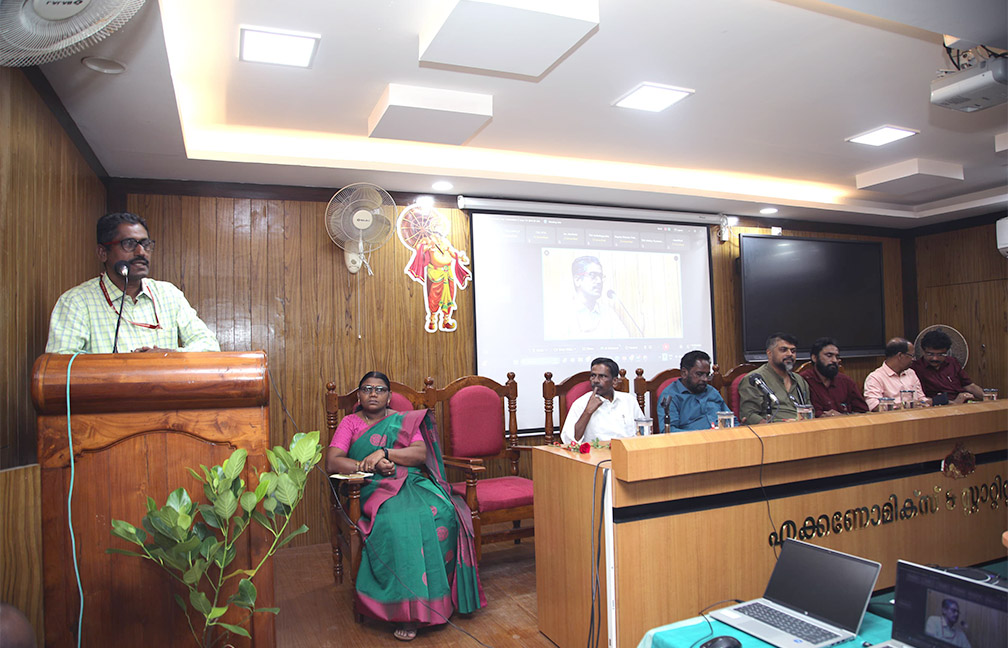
[721,363,758,420]
[428,372,530,561]
[542,368,629,442]
[324,378,431,584]
[633,368,682,434]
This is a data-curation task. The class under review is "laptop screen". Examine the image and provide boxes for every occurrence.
[892,561,1008,648]
[764,539,881,633]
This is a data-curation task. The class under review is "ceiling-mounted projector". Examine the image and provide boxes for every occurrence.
[930,57,1007,112]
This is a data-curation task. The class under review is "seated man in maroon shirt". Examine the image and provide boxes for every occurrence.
[910,329,984,404]
[798,337,869,417]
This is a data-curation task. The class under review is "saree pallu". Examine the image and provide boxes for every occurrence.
[350,409,484,625]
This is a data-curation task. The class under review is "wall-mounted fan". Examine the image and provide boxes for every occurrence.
[914,324,969,368]
[324,183,396,275]
[0,0,147,67]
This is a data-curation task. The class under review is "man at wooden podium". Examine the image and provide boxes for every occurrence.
[45,212,220,354]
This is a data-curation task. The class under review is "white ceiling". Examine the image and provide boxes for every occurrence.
[36,0,1008,229]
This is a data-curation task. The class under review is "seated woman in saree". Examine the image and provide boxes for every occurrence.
[326,371,485,642]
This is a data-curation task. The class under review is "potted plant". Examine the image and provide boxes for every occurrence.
[108,430,322,647]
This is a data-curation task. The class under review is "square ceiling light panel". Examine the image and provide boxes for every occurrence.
[368,84,493,145]
[615,83,694,112]
[855,158,963,194]
[239,26,320,67]
[846,125,918,147]
[419,0,599,77]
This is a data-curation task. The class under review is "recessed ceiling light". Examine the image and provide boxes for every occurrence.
[759,207,778,215]
[770,227,783,236]
[846,125,918,147]
[239,26,320,68]
[614,82,694,112]
[81,57,126,74]
[432,180,453,191]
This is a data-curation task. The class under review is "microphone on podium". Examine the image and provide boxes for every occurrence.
[748,373,779,405]
[112,261,130,353]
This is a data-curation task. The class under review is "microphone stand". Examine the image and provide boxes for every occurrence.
[112,264,129,353]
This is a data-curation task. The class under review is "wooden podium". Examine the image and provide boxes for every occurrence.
[534,401,1008,648]
[32,351,274,648]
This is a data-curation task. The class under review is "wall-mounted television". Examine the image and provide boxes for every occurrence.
[739,235,885,361]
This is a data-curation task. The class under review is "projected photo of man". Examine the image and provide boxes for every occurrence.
[560,255,629,339]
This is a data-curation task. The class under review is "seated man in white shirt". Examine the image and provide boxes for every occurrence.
[560,357,645,444]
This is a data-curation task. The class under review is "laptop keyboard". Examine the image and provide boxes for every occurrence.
[737,602,841,645]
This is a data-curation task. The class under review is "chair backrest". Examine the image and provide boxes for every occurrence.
[718,363,758,420]
[543,368,629,443]
[795,360,812,375]
[633,368,683,433]
[324,378,432,441]
[429,373,518,461]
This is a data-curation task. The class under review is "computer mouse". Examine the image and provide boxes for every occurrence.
[699,636,742,648]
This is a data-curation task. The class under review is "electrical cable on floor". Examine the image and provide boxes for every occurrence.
[65,351,85,648]
[588,457,611,648]
[745,424,779,560]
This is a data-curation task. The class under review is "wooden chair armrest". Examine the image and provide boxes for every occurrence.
[443,457,487,474]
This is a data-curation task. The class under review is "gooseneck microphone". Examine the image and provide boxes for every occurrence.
[748,373,779,405]
[111,261,129,353]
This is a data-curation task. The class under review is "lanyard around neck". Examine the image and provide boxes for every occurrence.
[99,275,162,330]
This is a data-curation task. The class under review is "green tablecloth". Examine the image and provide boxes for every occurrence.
[638,611,892,648]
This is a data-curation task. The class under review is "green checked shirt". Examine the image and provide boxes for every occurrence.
[45,273,220,354]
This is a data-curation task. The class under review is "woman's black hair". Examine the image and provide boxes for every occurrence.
[358,371,391,389]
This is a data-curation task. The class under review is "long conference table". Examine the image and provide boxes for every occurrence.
[533,401,1008,648]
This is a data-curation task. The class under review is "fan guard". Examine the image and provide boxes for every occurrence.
[324,183,396,274]
[0,0,147,67]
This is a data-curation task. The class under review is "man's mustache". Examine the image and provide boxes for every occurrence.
[129,258,149,266]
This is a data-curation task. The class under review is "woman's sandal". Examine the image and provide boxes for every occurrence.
[394,623,418,641]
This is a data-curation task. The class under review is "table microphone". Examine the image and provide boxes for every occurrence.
[748,373,779,405]
[111,261,129,353]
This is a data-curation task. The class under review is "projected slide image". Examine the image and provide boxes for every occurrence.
[541,248,683,340]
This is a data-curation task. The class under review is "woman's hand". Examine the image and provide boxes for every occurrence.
[358,449,386,472]
[375,458,396,476]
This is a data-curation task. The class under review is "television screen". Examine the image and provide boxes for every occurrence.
[739,235,884,361]
[472,212,715,429]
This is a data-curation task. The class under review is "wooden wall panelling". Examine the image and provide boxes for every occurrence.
[0,464,44,647]
[1,68,105,469]
[919,280,1008,396]
[915,222,1008,288]
[916,222,1008,396]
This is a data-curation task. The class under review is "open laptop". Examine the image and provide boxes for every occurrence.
[711,539,881,648]
[875,560,1008,648]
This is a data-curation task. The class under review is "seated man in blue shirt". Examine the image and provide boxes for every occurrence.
[655,350,731,431]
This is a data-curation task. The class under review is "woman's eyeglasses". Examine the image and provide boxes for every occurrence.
[360,385,389,395]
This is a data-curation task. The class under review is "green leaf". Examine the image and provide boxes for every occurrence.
[173,593,187,613]
[274,473,298,507]
[239,492,257,513]
[265,449,282,473]
[110,519,141,544]
[262,497,277,514]
[200,538,222,561]
[224,448,248,480]
[207,605,228,620]
[189,590,211,616]
[187,467,205,484]
[216,623,251,638]
[291,433,316,464]
[256,607,280,615]
[177,511,193,531]
[251,511,272,530]
[183,560,207,585]
[166,488,193,514]
[145,496,156,513]
[105,548,147,559]
[228,578,257,610]
[198,504,221,530]
[214,490,238,522]
[277,524,309,549]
